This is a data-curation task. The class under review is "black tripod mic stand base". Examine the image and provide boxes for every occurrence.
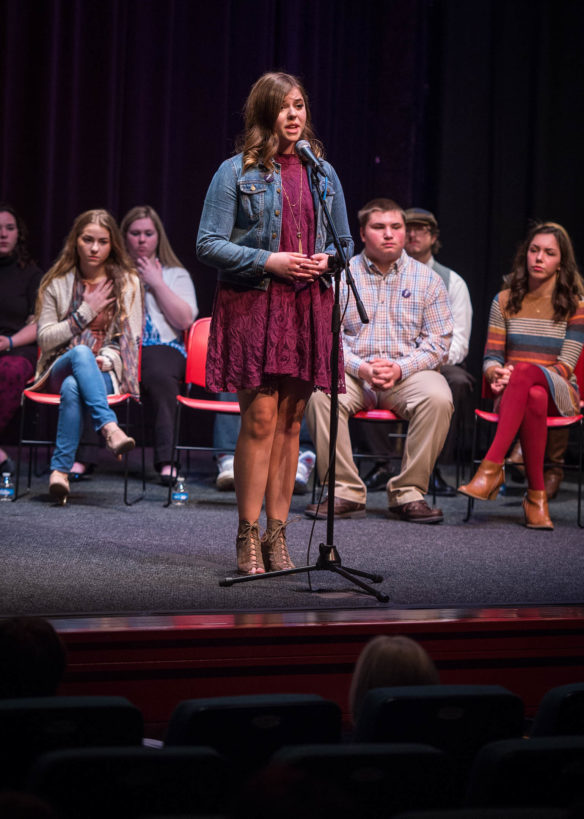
[220,543,390,603]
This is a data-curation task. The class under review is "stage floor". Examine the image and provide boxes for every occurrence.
[4,449,583,734]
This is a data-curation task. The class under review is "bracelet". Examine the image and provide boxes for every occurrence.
[71,310,84,330]
[8,337,13,351]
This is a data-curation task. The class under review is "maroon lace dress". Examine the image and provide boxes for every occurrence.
[206,153,342,394]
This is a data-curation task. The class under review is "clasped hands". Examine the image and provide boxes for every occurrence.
[359,358,402,391]
[487,363,514,395]
[265,251,329,283]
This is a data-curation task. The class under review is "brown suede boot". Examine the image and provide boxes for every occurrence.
[458,459,505,500]
[506,440,525,483]
[523,489,554,530]
[236,520,265,575]
[544,427,570,500]
[261,518,296,572]
[101,422,135,459]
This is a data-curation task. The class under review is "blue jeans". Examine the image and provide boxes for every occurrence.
[47,345,116,472]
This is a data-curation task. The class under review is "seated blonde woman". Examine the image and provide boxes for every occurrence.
[30,209,142,503]
[121,205,198,484]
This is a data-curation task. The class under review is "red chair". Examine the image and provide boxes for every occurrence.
[465,354,584,526]
[14,353,145,505]
[165,317,240,506]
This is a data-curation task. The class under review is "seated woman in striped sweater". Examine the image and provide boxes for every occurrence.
[458,221,584,529]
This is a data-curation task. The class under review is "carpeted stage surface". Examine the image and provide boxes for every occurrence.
[2,450,583,616]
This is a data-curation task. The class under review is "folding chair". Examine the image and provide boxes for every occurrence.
[464,353,584,526]
[28,746,230,818]
[354,684,524,791]
[531,682,584,737]
[465,736,584,809]
[165,693,342,776]
[165,317,240,506]
[14,353,145,505]
[267,743,455,818]
[0,695,143,790]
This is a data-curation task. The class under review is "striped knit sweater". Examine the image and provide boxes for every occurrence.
[483,289,584,416]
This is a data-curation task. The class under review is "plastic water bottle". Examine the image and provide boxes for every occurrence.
[0,472,15,502]
[171,475,188,506]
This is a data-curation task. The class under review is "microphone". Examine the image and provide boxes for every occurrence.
[295,140,327,176]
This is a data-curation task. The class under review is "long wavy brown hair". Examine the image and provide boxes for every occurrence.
[36,209,139,328]
[505,222,584,321]
[236,71,323,172]
[121,205,184,268]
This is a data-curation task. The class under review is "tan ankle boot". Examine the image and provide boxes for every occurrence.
[49,470,70,504]
[236,520,265,575]
[261,518,296,572]
[458,459,504,500]
[101,422,135,459]
[523,489,554,529]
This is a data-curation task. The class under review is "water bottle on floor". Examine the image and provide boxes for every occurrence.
[172,475,189,506]
[0,472,15,502]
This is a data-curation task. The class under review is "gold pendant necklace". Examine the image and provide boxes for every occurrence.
[281,161,304,253]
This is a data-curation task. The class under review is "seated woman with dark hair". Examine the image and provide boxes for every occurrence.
[0,204,43,474]
[121,206,198,484]
[458,221,584,529]
[349,634,440,725]
[30,209,142,503]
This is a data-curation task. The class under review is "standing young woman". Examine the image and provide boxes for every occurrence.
[31,209,142,502]
[121,205,198,484]
[0,204,43,473]
[458,222,584,528]
[197,71,353,575]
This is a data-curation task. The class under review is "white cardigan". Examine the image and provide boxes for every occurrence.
[32,270,143,396]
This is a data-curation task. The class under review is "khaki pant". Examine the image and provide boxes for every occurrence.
[305,370,453,507]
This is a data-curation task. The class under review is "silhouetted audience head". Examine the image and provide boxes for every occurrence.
[0,617,67,699]
[349,634,439,723]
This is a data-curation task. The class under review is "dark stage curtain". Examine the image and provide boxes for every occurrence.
[0,0,428,317]
[1,0,583,380]
[428,0,584,375]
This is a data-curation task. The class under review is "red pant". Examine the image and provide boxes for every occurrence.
[485,362,554,490]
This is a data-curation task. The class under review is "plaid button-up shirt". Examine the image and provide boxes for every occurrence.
[341,250,453,381]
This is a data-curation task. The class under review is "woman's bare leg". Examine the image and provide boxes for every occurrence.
[234,388,279,523]
[265,378,312,521]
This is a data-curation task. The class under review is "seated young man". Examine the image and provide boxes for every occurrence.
[305,198,453,524]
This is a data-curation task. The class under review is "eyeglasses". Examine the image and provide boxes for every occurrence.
[406,224,432,234]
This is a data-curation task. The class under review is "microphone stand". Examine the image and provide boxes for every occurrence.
[220,167,389,603]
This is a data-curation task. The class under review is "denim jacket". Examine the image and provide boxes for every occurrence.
[196,152,353,291]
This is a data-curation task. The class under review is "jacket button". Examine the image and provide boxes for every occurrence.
[272,232,277,239]
[250,185,256,191]
[275,210,280,216]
